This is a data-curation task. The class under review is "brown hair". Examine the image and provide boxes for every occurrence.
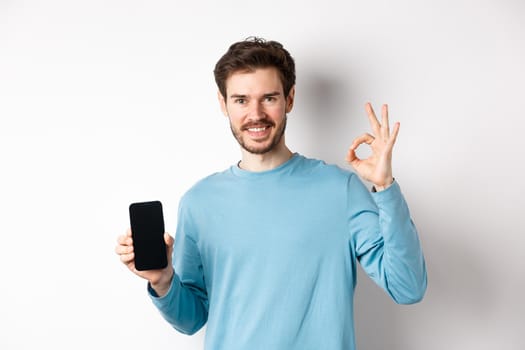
[214,37,296,99]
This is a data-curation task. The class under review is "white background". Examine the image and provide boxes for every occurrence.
[1,0,524,349]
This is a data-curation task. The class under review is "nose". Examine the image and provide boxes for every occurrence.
[247,100,265,120]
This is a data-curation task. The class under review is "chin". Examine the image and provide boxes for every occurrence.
[243,145,274,155]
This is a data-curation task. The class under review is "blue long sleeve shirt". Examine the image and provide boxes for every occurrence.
[148,154,427,349]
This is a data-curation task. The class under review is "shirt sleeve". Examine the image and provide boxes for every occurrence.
[347,174,427,304]
[148,197,209,334]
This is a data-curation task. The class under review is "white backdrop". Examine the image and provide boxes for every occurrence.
[1,0,524,349]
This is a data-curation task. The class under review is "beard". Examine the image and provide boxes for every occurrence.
[230,116,287,155]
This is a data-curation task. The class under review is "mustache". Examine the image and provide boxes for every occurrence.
[241,120,275,130]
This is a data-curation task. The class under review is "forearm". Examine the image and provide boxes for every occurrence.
[148,271,209,335]
[371,181,427,303]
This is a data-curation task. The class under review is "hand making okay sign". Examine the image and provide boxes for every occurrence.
[346,103,400,191]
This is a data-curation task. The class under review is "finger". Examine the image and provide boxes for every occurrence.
[117,233,133,246]
[115,244,133,255]
[126,228,132,237]
[387,122,400,147]
[164,232,174,247]
[347,133,374,165]
[120,252,135,264]
[164,233,174,265]
[117,235,133,245]
[350,133,375,150]
[381,104,390,139]
[366,102,381,136]
[346,148,359,163]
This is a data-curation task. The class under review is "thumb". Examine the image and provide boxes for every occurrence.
[346,148,358,164]
[164,232,174,246]
[164,232,174,264]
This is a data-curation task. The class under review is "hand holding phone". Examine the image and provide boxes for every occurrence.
[129,201,168,271]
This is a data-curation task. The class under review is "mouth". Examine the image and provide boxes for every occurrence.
[247,126,268,132]
[242,123,273,139]
[242,122,273,131]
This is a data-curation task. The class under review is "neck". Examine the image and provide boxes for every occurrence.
[238,145,294,172]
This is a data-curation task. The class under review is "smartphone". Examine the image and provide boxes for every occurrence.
[129,200,168,271]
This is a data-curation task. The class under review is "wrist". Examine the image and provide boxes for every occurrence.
[150,269,174,297]
[372,177,394,192]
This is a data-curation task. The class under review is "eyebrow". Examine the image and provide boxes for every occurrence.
[229,91,282,99]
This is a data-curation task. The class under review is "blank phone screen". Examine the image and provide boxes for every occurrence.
[129,201,168,271]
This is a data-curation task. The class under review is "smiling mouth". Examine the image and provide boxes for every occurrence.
[242,122,273,131]
[247,126,267,132]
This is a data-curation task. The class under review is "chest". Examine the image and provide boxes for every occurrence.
[194,182,350,274]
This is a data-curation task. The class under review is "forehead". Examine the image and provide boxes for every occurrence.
[225,67,284,96]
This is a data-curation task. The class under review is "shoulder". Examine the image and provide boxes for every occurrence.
[296,154,356,181]
[179,168,234,206]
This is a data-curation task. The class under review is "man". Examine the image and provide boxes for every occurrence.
[116,37,427,350]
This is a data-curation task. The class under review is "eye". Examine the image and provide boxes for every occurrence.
[234,98,246,104]
[264,96,276,102]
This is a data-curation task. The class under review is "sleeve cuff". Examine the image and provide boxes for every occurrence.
[371,178,395,193]
[370,179,402,204]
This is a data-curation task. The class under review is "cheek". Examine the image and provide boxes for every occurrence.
[224,105,241,119]
[226,110,244,127]
[270,105,287,118]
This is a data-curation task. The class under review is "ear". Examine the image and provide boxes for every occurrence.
[217,91,228,117]
[285,85,295,113]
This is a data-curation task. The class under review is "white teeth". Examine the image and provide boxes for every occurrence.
[248,127,266,132]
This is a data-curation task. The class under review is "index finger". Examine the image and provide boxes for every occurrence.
[117,229,133,245]
[365,102,381,136]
